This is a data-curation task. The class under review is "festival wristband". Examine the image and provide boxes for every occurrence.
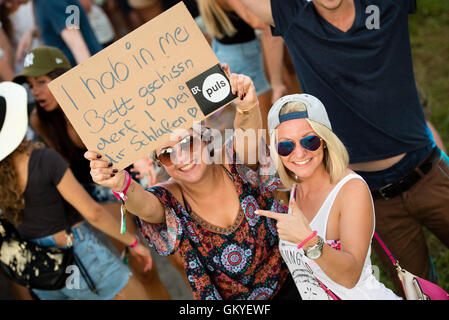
[112,171,131,234]
[127,235,139,249]
[112,171,131,201]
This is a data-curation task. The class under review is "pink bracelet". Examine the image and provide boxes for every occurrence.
[112,171,131,202]
[297,231,318,250]
[127,235,139,249]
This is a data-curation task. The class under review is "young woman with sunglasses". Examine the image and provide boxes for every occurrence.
[85,66,301,300]
[256,94,400,300]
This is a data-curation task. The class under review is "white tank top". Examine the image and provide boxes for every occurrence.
[279,173,401,300]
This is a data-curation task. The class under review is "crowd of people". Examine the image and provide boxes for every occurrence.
[0,0,448,301]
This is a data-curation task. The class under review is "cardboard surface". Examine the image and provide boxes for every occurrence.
[49,3,235,169]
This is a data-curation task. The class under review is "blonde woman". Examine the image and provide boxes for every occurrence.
[197,0,285,134]
[256,94,400,300]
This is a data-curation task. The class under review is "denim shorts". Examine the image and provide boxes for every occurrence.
[31,223,131,300]
[212,38,271,96]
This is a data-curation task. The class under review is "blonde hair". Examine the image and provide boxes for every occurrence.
[197,0,237,39]
[270,101,349,188]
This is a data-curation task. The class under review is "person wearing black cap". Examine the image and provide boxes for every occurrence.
[0,81,152,300]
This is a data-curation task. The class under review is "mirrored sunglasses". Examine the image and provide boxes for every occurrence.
[276,135,322,157]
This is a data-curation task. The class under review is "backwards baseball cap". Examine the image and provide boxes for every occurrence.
[0,82,28,162]
[13,46,71,84]
[267,94,332,132]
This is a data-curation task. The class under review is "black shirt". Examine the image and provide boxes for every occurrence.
[271,0,434,163]
[17,148,83,239]
[216,11,256,45]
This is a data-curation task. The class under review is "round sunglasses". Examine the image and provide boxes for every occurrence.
[276,135,322,157]
[155,134,202,166]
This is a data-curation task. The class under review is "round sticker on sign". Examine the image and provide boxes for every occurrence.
[202,73,231,103]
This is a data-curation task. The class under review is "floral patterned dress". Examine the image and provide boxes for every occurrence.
[136,139,290,300]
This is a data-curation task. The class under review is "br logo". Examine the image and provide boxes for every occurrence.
[187,64,236,116]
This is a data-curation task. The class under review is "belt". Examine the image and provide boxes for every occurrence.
[372,148,440,200]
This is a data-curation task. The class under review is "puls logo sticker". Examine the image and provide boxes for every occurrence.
[202,73,230,103]
[186,64,237,117]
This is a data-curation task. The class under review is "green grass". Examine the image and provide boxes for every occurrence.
[370,0,449,295]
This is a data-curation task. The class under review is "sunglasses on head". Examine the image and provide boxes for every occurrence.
[276,135,322,157]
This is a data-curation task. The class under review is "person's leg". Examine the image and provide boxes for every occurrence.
[408,150,449,254]
[100,203,171,299]
[371,195,432,297]
[112,274,150,300]
[167,253,189,288]
[127,245,171,300]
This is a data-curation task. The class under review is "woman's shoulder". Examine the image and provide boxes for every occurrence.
[337,169,366,184]
[151,179,184,207]
[31,147,68,175]
[335,170,373,212]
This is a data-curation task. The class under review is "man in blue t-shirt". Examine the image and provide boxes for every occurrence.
[32,0,103,66]
[241,0,449,295]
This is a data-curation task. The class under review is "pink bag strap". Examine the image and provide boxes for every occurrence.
[314,276,341,300]
[373,232,398,266]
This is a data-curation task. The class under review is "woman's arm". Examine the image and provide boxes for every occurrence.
[15,28,38,63]
[56,168,140,245]
[257,179,374,289]
[235,0,274,26]
[84,151,166,224]
[221,64,263,169]
[56,168,152,270]
[60,27,91,64]
[311,179,374,288]
[259,25,286,103]
[224,0,266,30]
[0,28,14,81]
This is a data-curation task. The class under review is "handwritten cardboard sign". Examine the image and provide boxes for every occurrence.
[48,2,236,170]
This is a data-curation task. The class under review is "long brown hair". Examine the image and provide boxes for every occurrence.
[35,68,82,163]
[0,140,41,224]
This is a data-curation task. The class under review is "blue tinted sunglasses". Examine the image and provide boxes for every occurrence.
[277,135,322,156]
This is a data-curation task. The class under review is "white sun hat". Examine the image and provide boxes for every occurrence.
[0,82,28,162]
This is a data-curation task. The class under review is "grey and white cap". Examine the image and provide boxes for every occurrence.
[267,94,332,132]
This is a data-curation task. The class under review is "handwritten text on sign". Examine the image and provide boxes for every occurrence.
[48,3,227,170]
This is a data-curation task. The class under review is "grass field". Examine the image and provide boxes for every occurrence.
[370,0,449,294]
